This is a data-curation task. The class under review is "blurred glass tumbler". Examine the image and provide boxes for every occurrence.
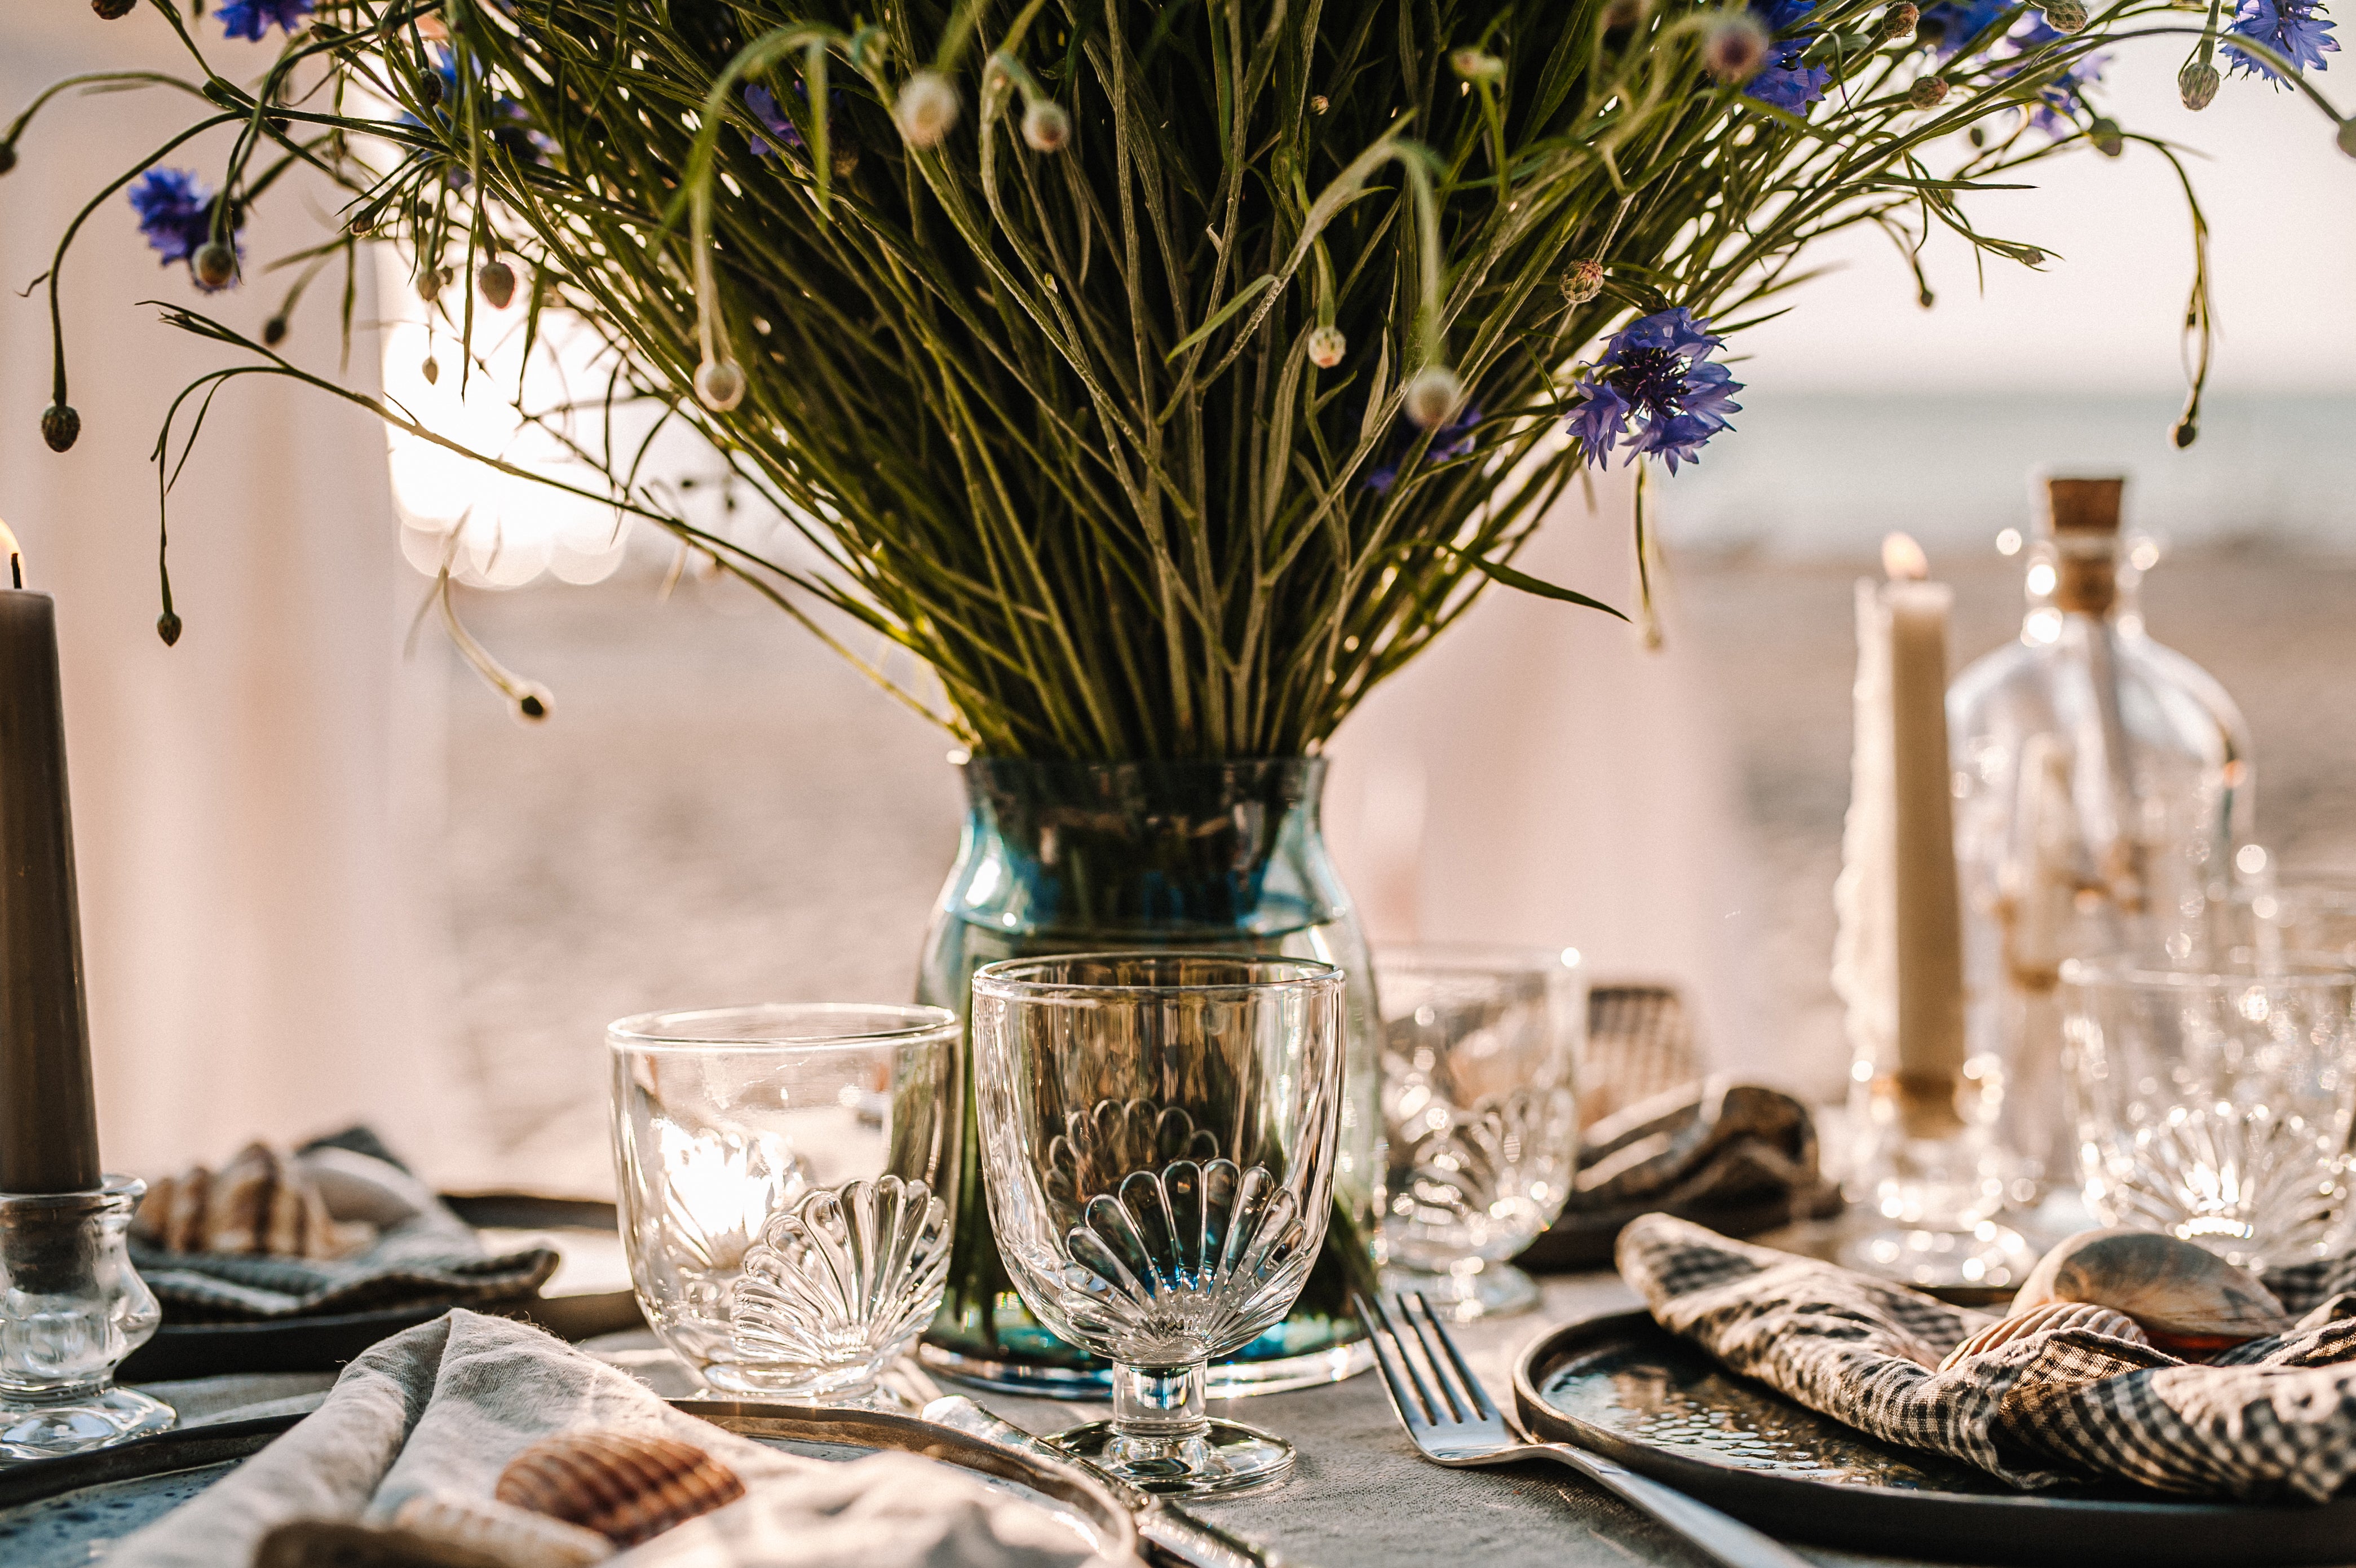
[1377,944,1582,1319]
[2060,956,2356,1269]
[610,1004,960,1402]
[970,954,1345,1495]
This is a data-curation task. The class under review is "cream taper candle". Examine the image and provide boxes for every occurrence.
[1883,535,1967,1138]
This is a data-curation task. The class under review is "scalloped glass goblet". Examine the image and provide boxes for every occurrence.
[609,1003,959,1404]
[971,954,1345,1496]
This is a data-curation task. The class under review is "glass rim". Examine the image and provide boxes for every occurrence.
[1373,941,1583,975]
[970,951,1343,1001]
[2058,952,2356,991]
[606,1001,960,1052]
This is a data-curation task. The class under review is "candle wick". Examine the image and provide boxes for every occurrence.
[8,554,19,591]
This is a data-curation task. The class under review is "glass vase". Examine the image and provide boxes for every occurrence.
[916,756,1379,1397]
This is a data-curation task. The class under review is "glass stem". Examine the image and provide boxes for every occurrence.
[1111,1361,1209,1439]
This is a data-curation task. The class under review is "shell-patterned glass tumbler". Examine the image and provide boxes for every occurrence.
[610,1003,960,1403]
[970,953,1345,1496]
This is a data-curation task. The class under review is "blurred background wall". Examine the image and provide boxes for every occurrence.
[2,10,2349,1194]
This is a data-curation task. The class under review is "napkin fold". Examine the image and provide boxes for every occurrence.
[129,1142,558,1320]
[1617,1214,2356,1503]
[108,1310,1116,1568]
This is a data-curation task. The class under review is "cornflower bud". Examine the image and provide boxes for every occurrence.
[512,683,552,723]
[1560,260,1605,305]
[896,70,961,149]
[1908,75,1950,108]
[41,404,80,453]
[92,0,138,17]
[478,258,516,310]
[2337,118,2356,157]
[2171,417,2198,449]
[1022,99,1071,152]
[1703,15,1771,84]
[0,143,16,176]
[1882,3,1919,39]
[1310,94,1330,114]
[1451,48,1506,84]
[695,357,747,411]
[1403,365,1464,430]
[156,612,183,647]
[2037,0,2088,30]
[1307,325,1347,368]
[418,266,448,303]
[422,356,440,385]
[2010,244,2045,266]
[2178,58,2220,111]
[263,316,289,347]
[418,69,444,111]
[2089,116,2125,156]
[192,242,238,291]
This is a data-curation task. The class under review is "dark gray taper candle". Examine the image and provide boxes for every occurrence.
[0,527,102,1194]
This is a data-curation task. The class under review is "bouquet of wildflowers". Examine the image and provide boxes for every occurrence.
[13,0,2348,757]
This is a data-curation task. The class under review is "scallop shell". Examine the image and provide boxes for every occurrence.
[252,1518,507,1568]
[494,1432,744,1547]
[1937,1300,2151,1372]
[2013,1227,2288,1350]
[729,1176,950,1375]
[394,1492,615,1568]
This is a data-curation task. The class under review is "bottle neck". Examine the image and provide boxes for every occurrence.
[2051,533,2118,616]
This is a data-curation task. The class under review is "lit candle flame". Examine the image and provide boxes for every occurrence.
[1881,531,1928,582]
[0,518,21,589]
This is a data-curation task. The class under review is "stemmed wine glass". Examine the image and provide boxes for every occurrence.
[970,953,1346,1495]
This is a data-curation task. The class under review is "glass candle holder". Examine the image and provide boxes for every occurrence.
[2060,954,2356,1271]
[609,1004,961,1403]
[970,953,1346,1496]
[1376,944,1582,1320]
[0,1176,175,1460]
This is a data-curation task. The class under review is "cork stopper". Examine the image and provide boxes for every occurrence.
[2041,475,2123,613]
[2044,476,2123,536]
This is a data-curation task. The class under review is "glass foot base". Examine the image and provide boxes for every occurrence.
[0,1385,176,1460]
[920,1336,1371,1399]
[1047,1417,1293,1496]
[1838,1220,2038,1291]
[1381,1261,1540,1322]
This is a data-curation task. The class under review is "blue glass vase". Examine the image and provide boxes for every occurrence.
[915,756,1380,1397]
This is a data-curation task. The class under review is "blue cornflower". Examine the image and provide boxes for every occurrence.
[745,85,807,157]
[129,167,241,291]
[1748,0,1834,111]
[1917,0,2013,59]
[1366,404,1483,494]
[1564,308,1743,475]
[2225,0,2338,83]
[216,0,314,41]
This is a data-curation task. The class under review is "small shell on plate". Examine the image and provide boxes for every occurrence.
[1937,1300,2151,1372]
[495,1431,745,1547]
[394,1492,615,1568]
[2013,1227,2287,1352]
[252,1518,507,1568]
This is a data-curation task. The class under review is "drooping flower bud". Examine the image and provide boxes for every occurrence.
[0,143,16,176]
[2179,58,2220,111]
[2172,417,2198,449]
[1559,260,1605,305]
[92,0,138,17]
[2036,0,2088,31]
[512,683,552,723]
[2089,117,2125,156]
[156,611,183,647]
[1451,49,1506,85]
[1908,75,1949,108]
[478,259,516,310]
[1881,3,1919,40]
[2009,244,2046,266]
[1703,15,1771,84]
[418,69,444,111]
[1403,365,1464,430]
[1022,99,1071,152]
[2337,118,2356,158]
[896,70,961,149]
[1307,325,1347,368]
[695,357,747,411]
[263,316,289,347]
[418,266,447,303]
[192,241,238,291]
[41,404,80,453]
[422,356,440,385]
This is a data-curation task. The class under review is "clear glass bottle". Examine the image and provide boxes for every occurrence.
[1948,477,2253,1202]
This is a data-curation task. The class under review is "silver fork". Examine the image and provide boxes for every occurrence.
[1356,1292,1816,1568]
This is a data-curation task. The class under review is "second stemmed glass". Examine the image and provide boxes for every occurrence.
[970,953,1346,1495]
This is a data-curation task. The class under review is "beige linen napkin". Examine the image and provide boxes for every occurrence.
[106,1309,1115,1568]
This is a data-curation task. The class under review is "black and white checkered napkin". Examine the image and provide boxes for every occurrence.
[1616,1214,2356,1502]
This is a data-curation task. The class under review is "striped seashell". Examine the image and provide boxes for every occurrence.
[495,1432,744,1547]
[2013,1228,2287,1354]
[253,1518,506,1568]
[394,1492,616,1568]
[1938,1300,2151,1372]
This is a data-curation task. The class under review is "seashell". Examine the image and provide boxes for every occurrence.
[730,1176,950,1377]
[495,1431,744,1547]
[135,1142,375,1260]
[1937,1300,2151,1372]
[253,1518,507,1568]
[2012,1227,2288,1355]
[1043,1097,1220,1211]
[394,1492,615,1568]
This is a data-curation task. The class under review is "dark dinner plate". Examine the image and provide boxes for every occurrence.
[1513,1310,2356,1567]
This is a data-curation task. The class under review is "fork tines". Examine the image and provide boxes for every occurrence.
[1355,1289,1504,1433]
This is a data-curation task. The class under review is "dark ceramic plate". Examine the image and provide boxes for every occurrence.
[0,1404,1134,1568]
[1514,1310,2356,1567]
[115,1194,643,1382]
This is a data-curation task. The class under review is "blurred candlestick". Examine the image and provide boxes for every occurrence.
[0,520,103,1194]
[1883,536,1968,1139]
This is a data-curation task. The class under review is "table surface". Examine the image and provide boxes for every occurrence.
[116,1270,2013,1568]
